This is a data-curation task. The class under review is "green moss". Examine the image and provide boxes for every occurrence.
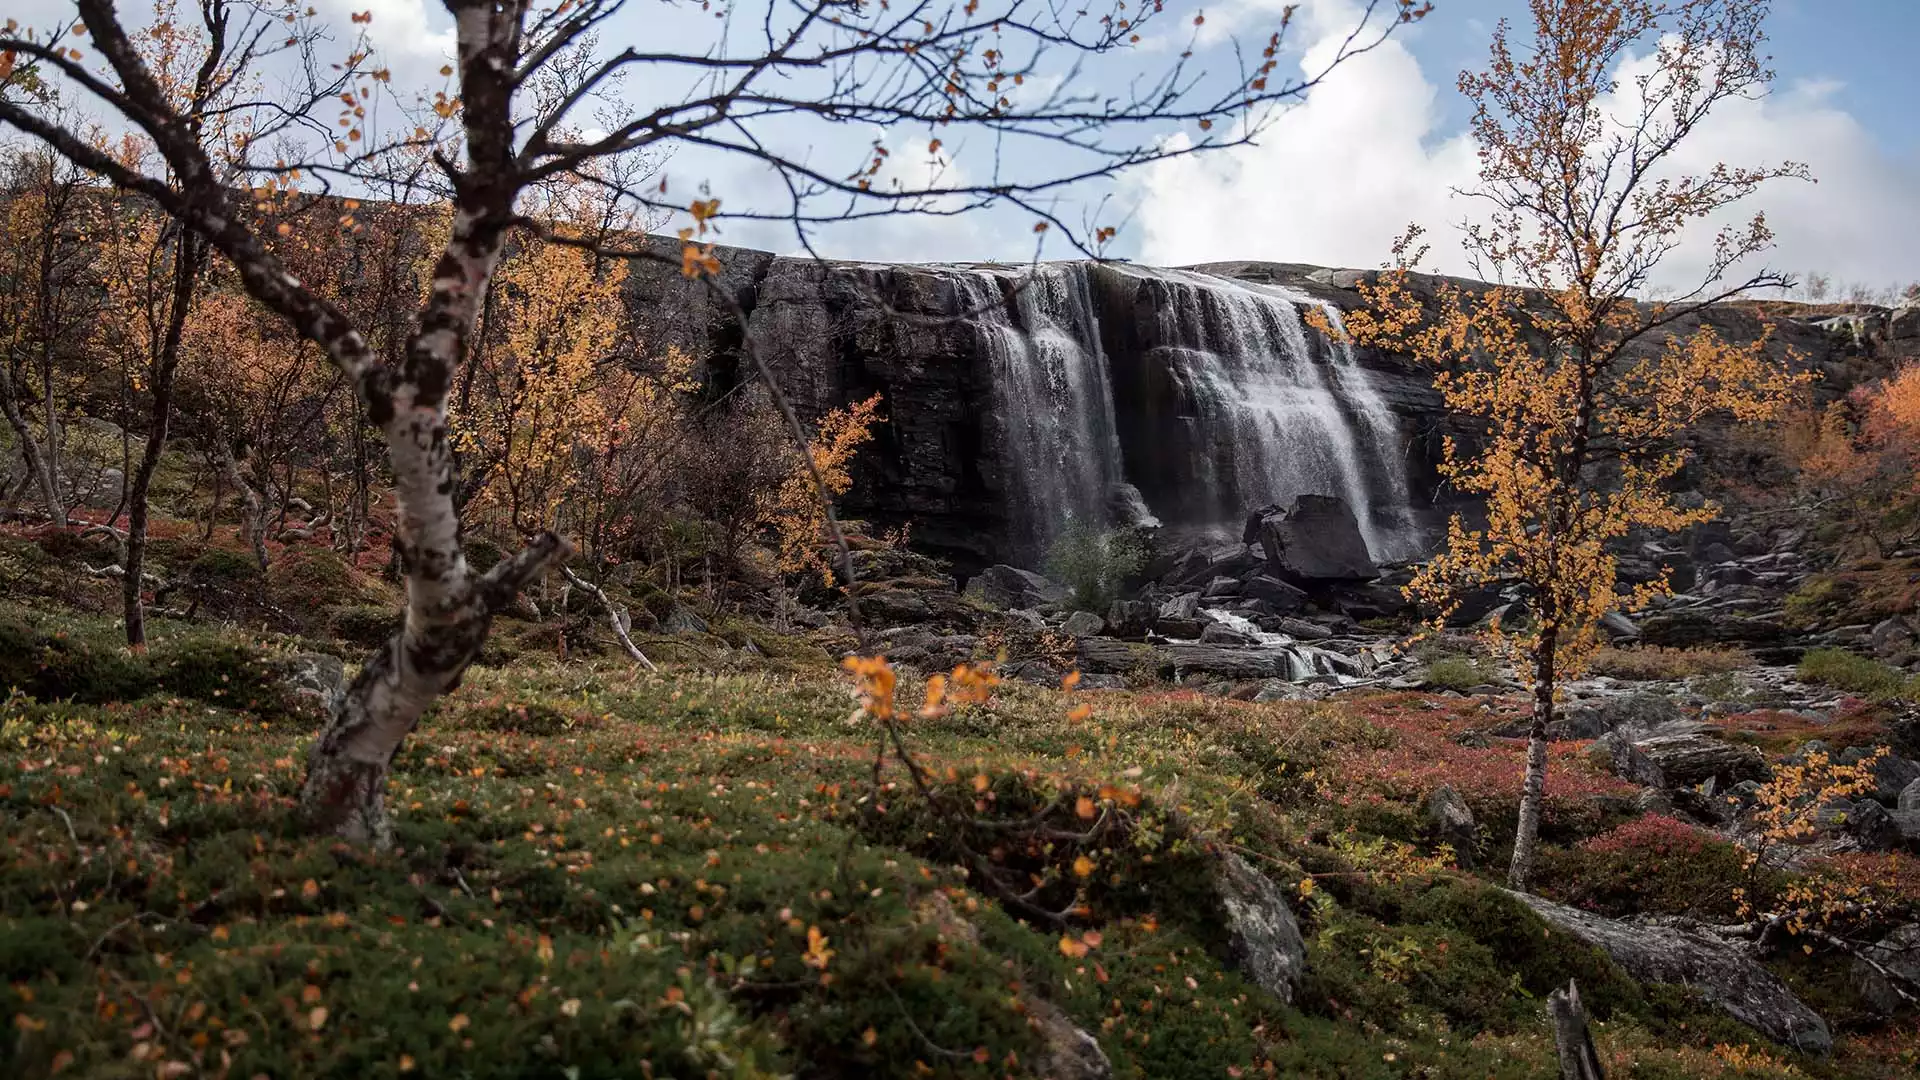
[1796,647,1918,702]
[1423,655,1498,692]
[326,603,401,648]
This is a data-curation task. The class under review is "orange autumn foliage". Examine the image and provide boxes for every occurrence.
[1338,0,1811,891]
[1789,361,1920,554]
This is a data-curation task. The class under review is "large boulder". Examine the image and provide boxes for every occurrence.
[963,565,1070,610]
[1213,851,1307,1005]
[1243,495,1379,583]
[1511,893,1833,1054]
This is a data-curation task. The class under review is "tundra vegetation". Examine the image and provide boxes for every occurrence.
[1,0,1918,1077]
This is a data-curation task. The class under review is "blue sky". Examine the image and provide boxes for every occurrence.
[1417,0,1919,156]
[6,0,1916,288]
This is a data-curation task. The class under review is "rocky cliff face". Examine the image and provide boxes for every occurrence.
[623,240,1884,570]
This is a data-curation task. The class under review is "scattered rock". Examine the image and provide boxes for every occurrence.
[1558,693,1682,740]
[278,653,345,717]
[1104,599,1153,638]
[1155,592,1213,639]
[1060,610,1106,638]
[1863,754,1920,806]
[1852,923,1920,1016]
[1213,851,1306,1005]
[662,607,710,635]
[1241,574,1308,612]
[1511,893,1832,1054]
[964,565,1069,610]
[1426,784,1477,869]
[1026,997,1114,1080]
[1600,611,1641,641]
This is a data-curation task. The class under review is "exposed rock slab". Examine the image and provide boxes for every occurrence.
[1214,851,1306,1005]
[1511,892,1832,1054]
[964,565,1069,610]
[1610,726,1769,790]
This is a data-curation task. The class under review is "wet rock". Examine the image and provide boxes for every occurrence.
[1891,809,1920,852]
[1611,725,1768,790]
[1871,617,1917,660]
[1199,621,1257,646]
[1638,610,1788,647]
[858,588,934,625]
[1511,892,1832,1054]
[1900,778,1920,812]
[1060,610,1106,637]
[1426,784,1477,868]
[1152,543,1261,588]
[1852,923,1920,1016]
[1265,616,1333,641]
[1244,495,1380,583]
[1326,580,1412,620]
[1213,851,1307,1005]
[1240,573,1307,612]
[1077,636,1145,674]
[964,565,1070,610]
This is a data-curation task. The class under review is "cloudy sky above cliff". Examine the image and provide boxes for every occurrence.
[5,0,1915,292]
[1129,0,1920,294]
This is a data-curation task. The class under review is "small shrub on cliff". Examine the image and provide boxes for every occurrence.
[1590,645,1751,681]
[1045,525,1145,612]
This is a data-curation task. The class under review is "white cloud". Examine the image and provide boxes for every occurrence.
[1132,0,1920,293]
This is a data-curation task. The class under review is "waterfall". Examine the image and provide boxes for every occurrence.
[963,262,1419,565]
[965,266,1138,561]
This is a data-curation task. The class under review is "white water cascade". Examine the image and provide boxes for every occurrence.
[960,262,1420,564]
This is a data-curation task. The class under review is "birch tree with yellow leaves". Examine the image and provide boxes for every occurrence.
[1340,0,1811,890]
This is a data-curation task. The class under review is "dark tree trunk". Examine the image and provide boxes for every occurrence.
[125,231,203,650]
